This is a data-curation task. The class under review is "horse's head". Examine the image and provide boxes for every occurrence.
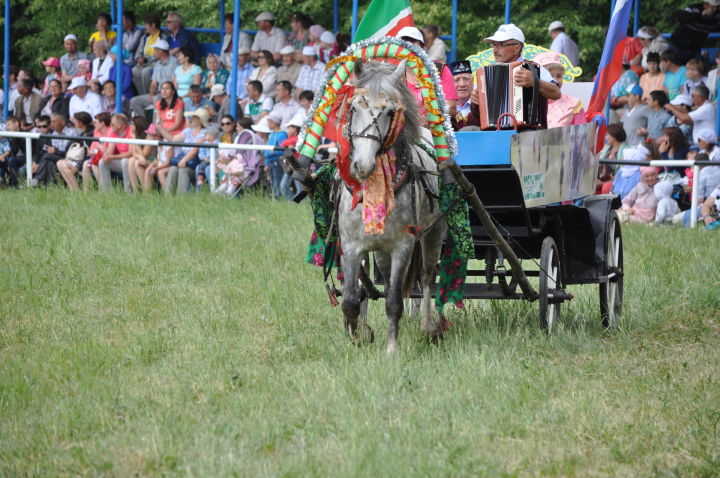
[349,60,407,181]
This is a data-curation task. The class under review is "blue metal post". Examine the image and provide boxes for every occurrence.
[3,0,10,122]
[229,0,240,119]
[505,0,511,24]
[351,0,358,42]
[450,0,457,63]
[633,0,640,35]
[220,0,226,41]
[606,0,617,123]
[115,0,123,113]
[333,0,339,33]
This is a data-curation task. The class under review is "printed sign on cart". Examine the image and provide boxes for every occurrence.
[510,122,599,208]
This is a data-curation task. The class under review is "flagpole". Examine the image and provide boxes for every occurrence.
[605,0,617,123]
[352,0,359,42]
[633,0,640,35]
[504,0,511,24]
[451,0,458,63]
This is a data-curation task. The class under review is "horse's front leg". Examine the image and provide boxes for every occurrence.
[419,222,447,340]
[385,243,414,355]
[341,247,374,344]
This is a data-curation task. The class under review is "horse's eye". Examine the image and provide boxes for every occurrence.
[386,110,394,117]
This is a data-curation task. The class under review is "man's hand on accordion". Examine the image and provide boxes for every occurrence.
[513,68,535,88]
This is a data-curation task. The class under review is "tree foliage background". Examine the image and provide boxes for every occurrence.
[0,0,706,81]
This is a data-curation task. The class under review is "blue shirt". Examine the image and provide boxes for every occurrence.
[168,28,202,64]
[264,130,288,163]
[226,63,254,100]
[184,97,211,113]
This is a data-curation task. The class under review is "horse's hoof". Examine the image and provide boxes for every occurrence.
[386,341,399,356]
[348,323,374,345]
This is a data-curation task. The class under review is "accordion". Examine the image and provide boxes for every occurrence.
[474,62,547,130]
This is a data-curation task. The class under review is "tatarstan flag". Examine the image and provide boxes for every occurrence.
[354,0,415,42]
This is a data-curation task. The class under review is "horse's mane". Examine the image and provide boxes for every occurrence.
[353,60,423,142]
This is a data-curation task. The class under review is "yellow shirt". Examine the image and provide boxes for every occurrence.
[89,31,117,45]
[144,31,161,57]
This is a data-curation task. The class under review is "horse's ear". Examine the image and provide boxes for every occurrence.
[391,59,407,83]
[354,59,363,77]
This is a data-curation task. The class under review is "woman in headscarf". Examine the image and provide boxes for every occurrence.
[532,51,585,128]
[619,166,660,223]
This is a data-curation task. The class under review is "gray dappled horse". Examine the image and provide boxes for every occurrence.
[339,60,447,354]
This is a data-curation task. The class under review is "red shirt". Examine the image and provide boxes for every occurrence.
[155,98,185,135]
[107,125,133,155]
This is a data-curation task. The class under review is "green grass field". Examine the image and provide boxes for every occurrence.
[1,189,719,477]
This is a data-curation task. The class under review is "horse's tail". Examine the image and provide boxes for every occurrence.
[402,241,423,299]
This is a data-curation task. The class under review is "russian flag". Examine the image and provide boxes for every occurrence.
[587,0,634,114]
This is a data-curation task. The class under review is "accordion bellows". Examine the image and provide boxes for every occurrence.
[474,62,548,131]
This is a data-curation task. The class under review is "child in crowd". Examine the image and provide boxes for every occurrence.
[143,142,172,193]
[262,112,288,199]
[278,118,302,200]
[127,119,157,193]
[195,128,219,189]
[682,59,707,98]
[41,57,61,95]
[639,52,665,103]
[654,181,680,223]
[318,31,339,64]
[619,166,660,223]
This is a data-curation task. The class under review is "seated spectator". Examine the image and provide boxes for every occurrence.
[90,40,114,89]
[225,48,253,100]
[56,112,95,190]
[682,59,707,97]
[88,13,117,51]
[318,32,339,64]
[450,60,472,130]
[308,24,324,47]
[200,54,229,95]
[288,89,314,126]
[194,128,219,189]
[220,13,252,69]
[250,50,279,99]
[698,185,720,228]
[122,11,143,65]
[129,39,178,117]
[143,136,173,193]
[218,115,236,143]
[547,21,579,68]
[208,84,231,122]
[612,143,654,199]
[679,152,720,227]
[8,69,37,116]
[162,108,209,194]
[657,126,690,177]
[154,81,185,135]
[621,84,650,146]
[81,112,112,191]
[3,65,19,116]
[242,80,273,123]
[654,181,680,223]
[278,46,302,87]
[262,112,288,199]
[0,116,26,187]
[132,14,165,96]
[697,128,720,161]
[597,123,628,194]
[14,79,43,131]
[59,34,88,85]
[76,60,92,82]
[663,94,694,145]
[634,26,669,70]
[637,90,671,141]
[669,1,720,64]
[251,12,287,62]
[107,46,134,99]
[295,46,325,96]
[619,166,660,223]
[173,46,202,99]
[665,84,715,145]
[33,113,76,187]
[39,79,70,119]
[423,25,447,63]
[708,50,720,103]
[100,80,131,115]
[41,57,61,95]
[271,81,300,127]
[68,77,103,118]
[233,116,264,190]
[125,116,154,193]
[287,12,312,55]
[639,52,665,103]
[660,50,687,101]
[166,12,201,64]
[98,113,133,192]
[185,85,211,113]
[532,51,586,128]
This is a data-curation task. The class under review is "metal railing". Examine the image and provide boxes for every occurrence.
[599,158,719,228]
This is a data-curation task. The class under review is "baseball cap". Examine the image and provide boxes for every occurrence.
[237,47,250,55]
[397,26,424,45]
[485,23,525,43]
[279,45,295,56]
[150,39,170,51]
[64,34,78,42]
[628,84,643,97]
[302,45,317,56]
[696,129,717,144]
[670,94,692,106]
[636,26,655,39]
[255,11,275,22]
[69,77,87,89]
[548,21,564,33]
[210,84,226,97]
[42,57,61,69]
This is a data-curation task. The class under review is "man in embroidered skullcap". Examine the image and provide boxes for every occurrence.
[449,60,473,130]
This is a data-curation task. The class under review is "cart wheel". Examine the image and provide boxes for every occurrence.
[599,211,623,328]
[539,236,562,333]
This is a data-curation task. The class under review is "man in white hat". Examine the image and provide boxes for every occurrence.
[548,21,580,67]
[68,77,102,118]
[208,84,231,122]
[295,45,325,94]
[278,45,302,86]
[251,11,287,62]
[129,38,178,116]
[225,47,254,100]
[59,34,88,84]
[665,84,717,145]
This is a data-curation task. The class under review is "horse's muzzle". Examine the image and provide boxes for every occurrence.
[351,159,376,182]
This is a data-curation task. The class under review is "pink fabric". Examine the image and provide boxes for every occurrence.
[622,181,658,223]
[639,72,665,102]
[406,64,457,118]
[107,126,133,154]
[640,166,660,175]
[547,93,586,128]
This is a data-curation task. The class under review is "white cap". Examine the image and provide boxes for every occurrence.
[286,116,304,128]
[251,117,272,133]
[150,39,170,50]
[210,84,225,97]
[279,45,295,56]
[485,23,525,43]
[237,47,250,55]
[670,94,692,106]
[320,31,336,44]
[548,21,564,33]
[696,129,717,144]
[64,34,78,42]
[255,11,275,22]
[302,45,317,56]
[397,26,424,45]
[636,27,655,39]
[68,77,87,89]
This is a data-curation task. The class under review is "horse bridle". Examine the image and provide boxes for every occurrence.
[349,93,402,154]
